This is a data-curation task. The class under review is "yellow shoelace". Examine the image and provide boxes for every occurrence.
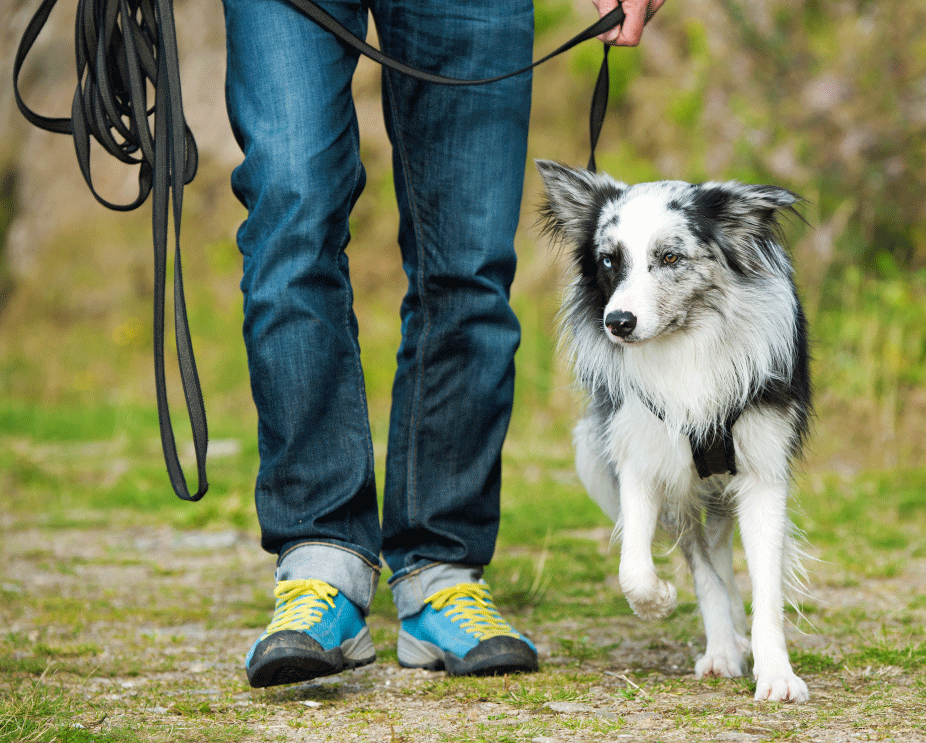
[265,579,339,634]
[426,583,521,641]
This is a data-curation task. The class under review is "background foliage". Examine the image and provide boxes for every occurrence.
[4,0,923,473]
[0,0,924,535]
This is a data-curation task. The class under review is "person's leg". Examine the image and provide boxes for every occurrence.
[223,0,380,686]
[371,0,538,673]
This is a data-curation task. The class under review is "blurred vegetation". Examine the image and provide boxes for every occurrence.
[0,0,924,507]
[597,0,926,271]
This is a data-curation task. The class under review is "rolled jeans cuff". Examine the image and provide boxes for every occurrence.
[389,562,484,620]
[276,542,380,616]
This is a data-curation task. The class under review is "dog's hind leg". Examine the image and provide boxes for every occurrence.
[705,514,749,639]
[736,475,809,703]
[681,516,750,679]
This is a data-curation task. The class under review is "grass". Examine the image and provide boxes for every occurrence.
[0,674,145,743]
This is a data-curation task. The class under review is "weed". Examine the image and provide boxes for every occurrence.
[848,640,926,671]
[557,637,621,664]
[0,675,140,743]
[790,650,842,674]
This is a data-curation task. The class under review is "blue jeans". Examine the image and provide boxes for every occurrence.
[223,0,533,613]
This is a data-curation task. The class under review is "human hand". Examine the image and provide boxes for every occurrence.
[594,0,665,46]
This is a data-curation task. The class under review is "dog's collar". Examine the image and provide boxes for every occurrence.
[633,389,741,479]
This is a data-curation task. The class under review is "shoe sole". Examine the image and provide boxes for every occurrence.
[249,649,376,688]
[397,631,538,676]
[247,628,376,688]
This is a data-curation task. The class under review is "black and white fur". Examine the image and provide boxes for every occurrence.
[537,160,812,703]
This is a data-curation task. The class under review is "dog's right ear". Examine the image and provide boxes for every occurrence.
[535,160,625,247]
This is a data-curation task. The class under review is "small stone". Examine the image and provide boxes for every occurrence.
[544,701,594,714]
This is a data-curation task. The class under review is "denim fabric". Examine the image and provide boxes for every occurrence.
[223,0,533,583]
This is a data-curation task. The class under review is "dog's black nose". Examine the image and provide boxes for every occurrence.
[605,310,637,338]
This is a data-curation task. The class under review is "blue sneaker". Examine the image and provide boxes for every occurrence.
[246,579,376,688]
[397,582,538,676]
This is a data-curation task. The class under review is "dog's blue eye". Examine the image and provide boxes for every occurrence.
[602,256,613,269]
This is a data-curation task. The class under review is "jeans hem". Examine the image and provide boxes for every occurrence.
[389,562,484,620]
[276,541,381,615]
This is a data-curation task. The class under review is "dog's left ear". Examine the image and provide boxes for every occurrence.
[691,182,805,277]
[535,159,626,247]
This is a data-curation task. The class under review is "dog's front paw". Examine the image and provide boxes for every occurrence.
[622,576,678,620]
[754,672,809,703]
[696,647,748,679]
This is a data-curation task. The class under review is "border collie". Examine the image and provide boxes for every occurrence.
[536,160,812,703]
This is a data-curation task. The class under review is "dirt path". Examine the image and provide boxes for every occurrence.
[3,524,925,742]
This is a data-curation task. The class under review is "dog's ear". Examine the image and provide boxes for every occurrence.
[690,182,805,277]
[535,159,625,247]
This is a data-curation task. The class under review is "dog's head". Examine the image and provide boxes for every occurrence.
[536,160,802,345]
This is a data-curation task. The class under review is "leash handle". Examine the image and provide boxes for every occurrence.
[151,0,209,502]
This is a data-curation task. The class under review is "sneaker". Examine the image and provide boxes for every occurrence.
[246,579,376,688]
[397,582,538,676]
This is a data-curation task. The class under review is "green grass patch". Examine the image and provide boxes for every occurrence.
[556,637,621,664]
[847,641,926,671]
[790,650,842,674]
[0,678,142,743]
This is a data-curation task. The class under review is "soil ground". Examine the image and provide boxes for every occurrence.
[3,521,924,742]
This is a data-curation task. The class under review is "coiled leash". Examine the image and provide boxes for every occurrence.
[13,0,634,501]
[15,0,205,501]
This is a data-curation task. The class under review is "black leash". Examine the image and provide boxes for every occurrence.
[285,0,620,171]
[13,0,629,501]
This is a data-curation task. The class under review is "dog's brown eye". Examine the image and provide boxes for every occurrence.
[662,252,679,265]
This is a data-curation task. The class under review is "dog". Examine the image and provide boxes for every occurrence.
[536,160,812,703]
